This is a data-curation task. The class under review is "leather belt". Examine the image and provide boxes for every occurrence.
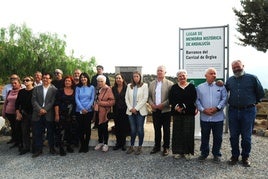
[230,104,255,110]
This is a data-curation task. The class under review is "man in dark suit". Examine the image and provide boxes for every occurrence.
[31,72,57,158]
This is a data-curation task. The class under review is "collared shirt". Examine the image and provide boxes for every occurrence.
[226,73,264,107]
[43,85,50,107]
[155,81,162,105]
[196,81,227,122]
[34,81,43,86]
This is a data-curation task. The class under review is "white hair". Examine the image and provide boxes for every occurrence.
[97,74,106,82]
[205,67,217,74]
[176,69,187,77]
[157,65,166,72]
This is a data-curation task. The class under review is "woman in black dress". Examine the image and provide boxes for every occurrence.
[54,76,76,156]
[112,73,130,151]
[169,69,197,160]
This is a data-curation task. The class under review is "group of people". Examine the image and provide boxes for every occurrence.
[1,60,265,167]
[148,60,264,168]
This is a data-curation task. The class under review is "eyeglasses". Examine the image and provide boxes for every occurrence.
[23,79,31,82]
[54,72,60,75]
[10,77,18,80]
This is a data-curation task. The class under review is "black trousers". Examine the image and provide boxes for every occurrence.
[114,110,130,147]
[21,113,32,150]
[6,113,21,145]
[77,112,93,149]
[98,121,109,145]
[152,110,171,149]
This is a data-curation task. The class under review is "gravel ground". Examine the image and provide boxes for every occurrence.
[0,133,268,179]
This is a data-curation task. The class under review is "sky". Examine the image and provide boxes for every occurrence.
[1,0,268,88]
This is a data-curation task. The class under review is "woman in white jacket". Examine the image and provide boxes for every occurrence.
[125,71,148,155]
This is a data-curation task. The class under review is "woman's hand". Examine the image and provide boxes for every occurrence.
[16,112,22,121]
[55,113,60,122]
[130,108,138,115]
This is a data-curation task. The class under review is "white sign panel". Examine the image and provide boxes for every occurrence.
[182,27,224,78]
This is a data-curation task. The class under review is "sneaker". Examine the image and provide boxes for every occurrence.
[173,154,181,159]
[102,144,109,152]
[162,148,169,156]
[95,143,104,151]
[185,154,191,160]
[135,146,142,155]
[126,146,134,154]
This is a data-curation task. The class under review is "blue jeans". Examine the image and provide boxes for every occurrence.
[200,120,223,157]
[228,106,256,159]
[128,113,145,146]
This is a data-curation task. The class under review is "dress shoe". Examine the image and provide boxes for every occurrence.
[49,147,57,154]
[228,156,238,165]
[79,147,84,153]
[83,146,89,153]
[66,145,74,153]
[242,158,251,167]
[121,146,126,151]
[9,143,19,149]
[213,156,221,163]
[198,155,207,161]
[59,147,66,156]
[113,145,121,150]
[19,149,30,155]
[7,139,15,144]
[162,148,169,156]
[150,147,160,154]
[32,151,43,158]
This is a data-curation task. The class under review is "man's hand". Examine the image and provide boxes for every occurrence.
[203,107,217,116]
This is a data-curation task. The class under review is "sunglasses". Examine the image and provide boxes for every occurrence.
[10,77,18,80]
[23,79,31,82]
[54,72,61,75]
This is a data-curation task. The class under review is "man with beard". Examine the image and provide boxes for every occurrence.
[226,60,264,167]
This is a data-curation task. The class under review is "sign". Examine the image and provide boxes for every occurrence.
[181,26,225,82]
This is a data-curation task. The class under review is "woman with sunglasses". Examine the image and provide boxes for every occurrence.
[15,76,35,155]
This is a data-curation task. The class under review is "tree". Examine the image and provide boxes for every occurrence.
[233,0,268,52]
[0,24,96,83]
